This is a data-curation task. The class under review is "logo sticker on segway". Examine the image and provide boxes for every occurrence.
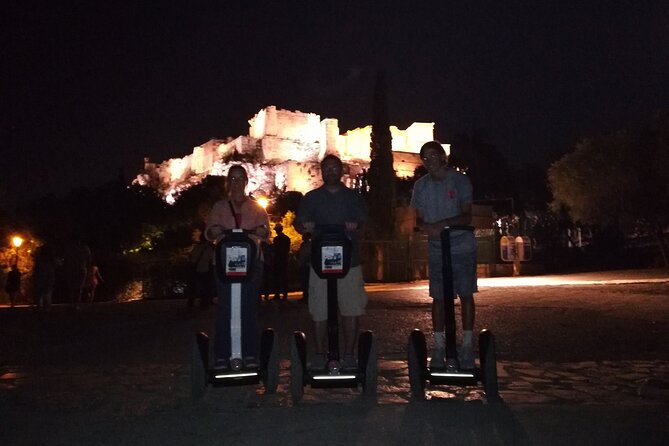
[321,246,344,274]
[226,246,248,276]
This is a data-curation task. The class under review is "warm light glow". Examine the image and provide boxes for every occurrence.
[11,236,23,249]
[257,196,269,209]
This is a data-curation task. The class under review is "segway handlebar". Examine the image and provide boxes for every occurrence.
[413,224,475,233]
[209,225,269,243]
[441,225,474,232]
[312,223,354,234]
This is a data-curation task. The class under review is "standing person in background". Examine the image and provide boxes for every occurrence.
[32,243,58,311]
[5,264,21,308]
[63,236,92,310]
[410,140,478,370]
[205,165,270,370]
[84,263,104,303]
[294,154,368,370]
[271,223,290,301]
[259,240,273,301]
[297,232,312,304]
[188,229,214,308]
[0,263,9,303]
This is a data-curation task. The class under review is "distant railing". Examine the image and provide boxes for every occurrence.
[359,237,428,283]
[360,229,501,282]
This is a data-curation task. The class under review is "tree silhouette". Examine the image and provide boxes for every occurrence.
[366,71,396,238]
[548,111,669,266]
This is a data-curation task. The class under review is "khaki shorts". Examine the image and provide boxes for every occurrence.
[308,265,368,322]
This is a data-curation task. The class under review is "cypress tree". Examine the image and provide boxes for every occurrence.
[367,71,396,238]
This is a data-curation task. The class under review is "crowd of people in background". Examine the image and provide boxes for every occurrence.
[0,238,103,312]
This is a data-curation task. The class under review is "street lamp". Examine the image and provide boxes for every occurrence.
[11,235,23,267]
[12,236,24,249]
[257,196,269,210]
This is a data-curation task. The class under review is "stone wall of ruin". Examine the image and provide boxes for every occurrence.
[135,105,442,202]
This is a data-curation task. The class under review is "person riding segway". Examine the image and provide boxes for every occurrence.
[191,165,278,398]
[407,225,501,402]
[289,224,376,401]
[407,141,501,402]
[291,155,376,401]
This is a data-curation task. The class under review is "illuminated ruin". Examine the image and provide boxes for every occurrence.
[134,106,449,204]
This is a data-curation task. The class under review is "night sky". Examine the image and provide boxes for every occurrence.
[4,1,668,208]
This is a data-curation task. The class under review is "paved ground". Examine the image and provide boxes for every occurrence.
[1,268,668,445]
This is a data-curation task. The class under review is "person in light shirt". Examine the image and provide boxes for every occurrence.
[205,165,269,370]
[410,141,478,370]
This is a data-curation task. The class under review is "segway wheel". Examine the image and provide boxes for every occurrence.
[191,332,209,400]
[479,329,502,403]
[408,329,427,400]
[358,330,377,396]
[260,328,279,394]
[290,332,306,402]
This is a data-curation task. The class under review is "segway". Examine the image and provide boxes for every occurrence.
[191,228,279,399]
[408,225,501,403]
[290,225,377,401]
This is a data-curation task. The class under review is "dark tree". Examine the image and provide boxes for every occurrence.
[271,190,303,217]
[169,175,226,227]
[366,71,396,238]
[548,111,669,267]
[449,130,510,201]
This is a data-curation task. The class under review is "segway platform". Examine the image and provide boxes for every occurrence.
[191,229,279,399]
[408,327,500,401]
[290,225,377,401]
[408,225,501,402]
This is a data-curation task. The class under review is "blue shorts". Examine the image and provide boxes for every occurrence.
[428,239,477,300]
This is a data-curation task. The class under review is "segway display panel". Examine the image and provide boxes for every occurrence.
[311,225,351,280]
[215,230,257,283]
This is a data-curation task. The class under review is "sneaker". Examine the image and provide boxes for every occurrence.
[244,356,259,368]
[459,344,476,369]
[341,353,357,370]
[213,358,230,371]
[446,358,459,372]
[429,349,445,368]
[309,353,327,370]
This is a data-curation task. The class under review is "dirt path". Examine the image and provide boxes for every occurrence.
[1,269,668,445]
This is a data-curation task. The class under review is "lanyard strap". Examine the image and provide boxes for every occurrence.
[228,200,241,229]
